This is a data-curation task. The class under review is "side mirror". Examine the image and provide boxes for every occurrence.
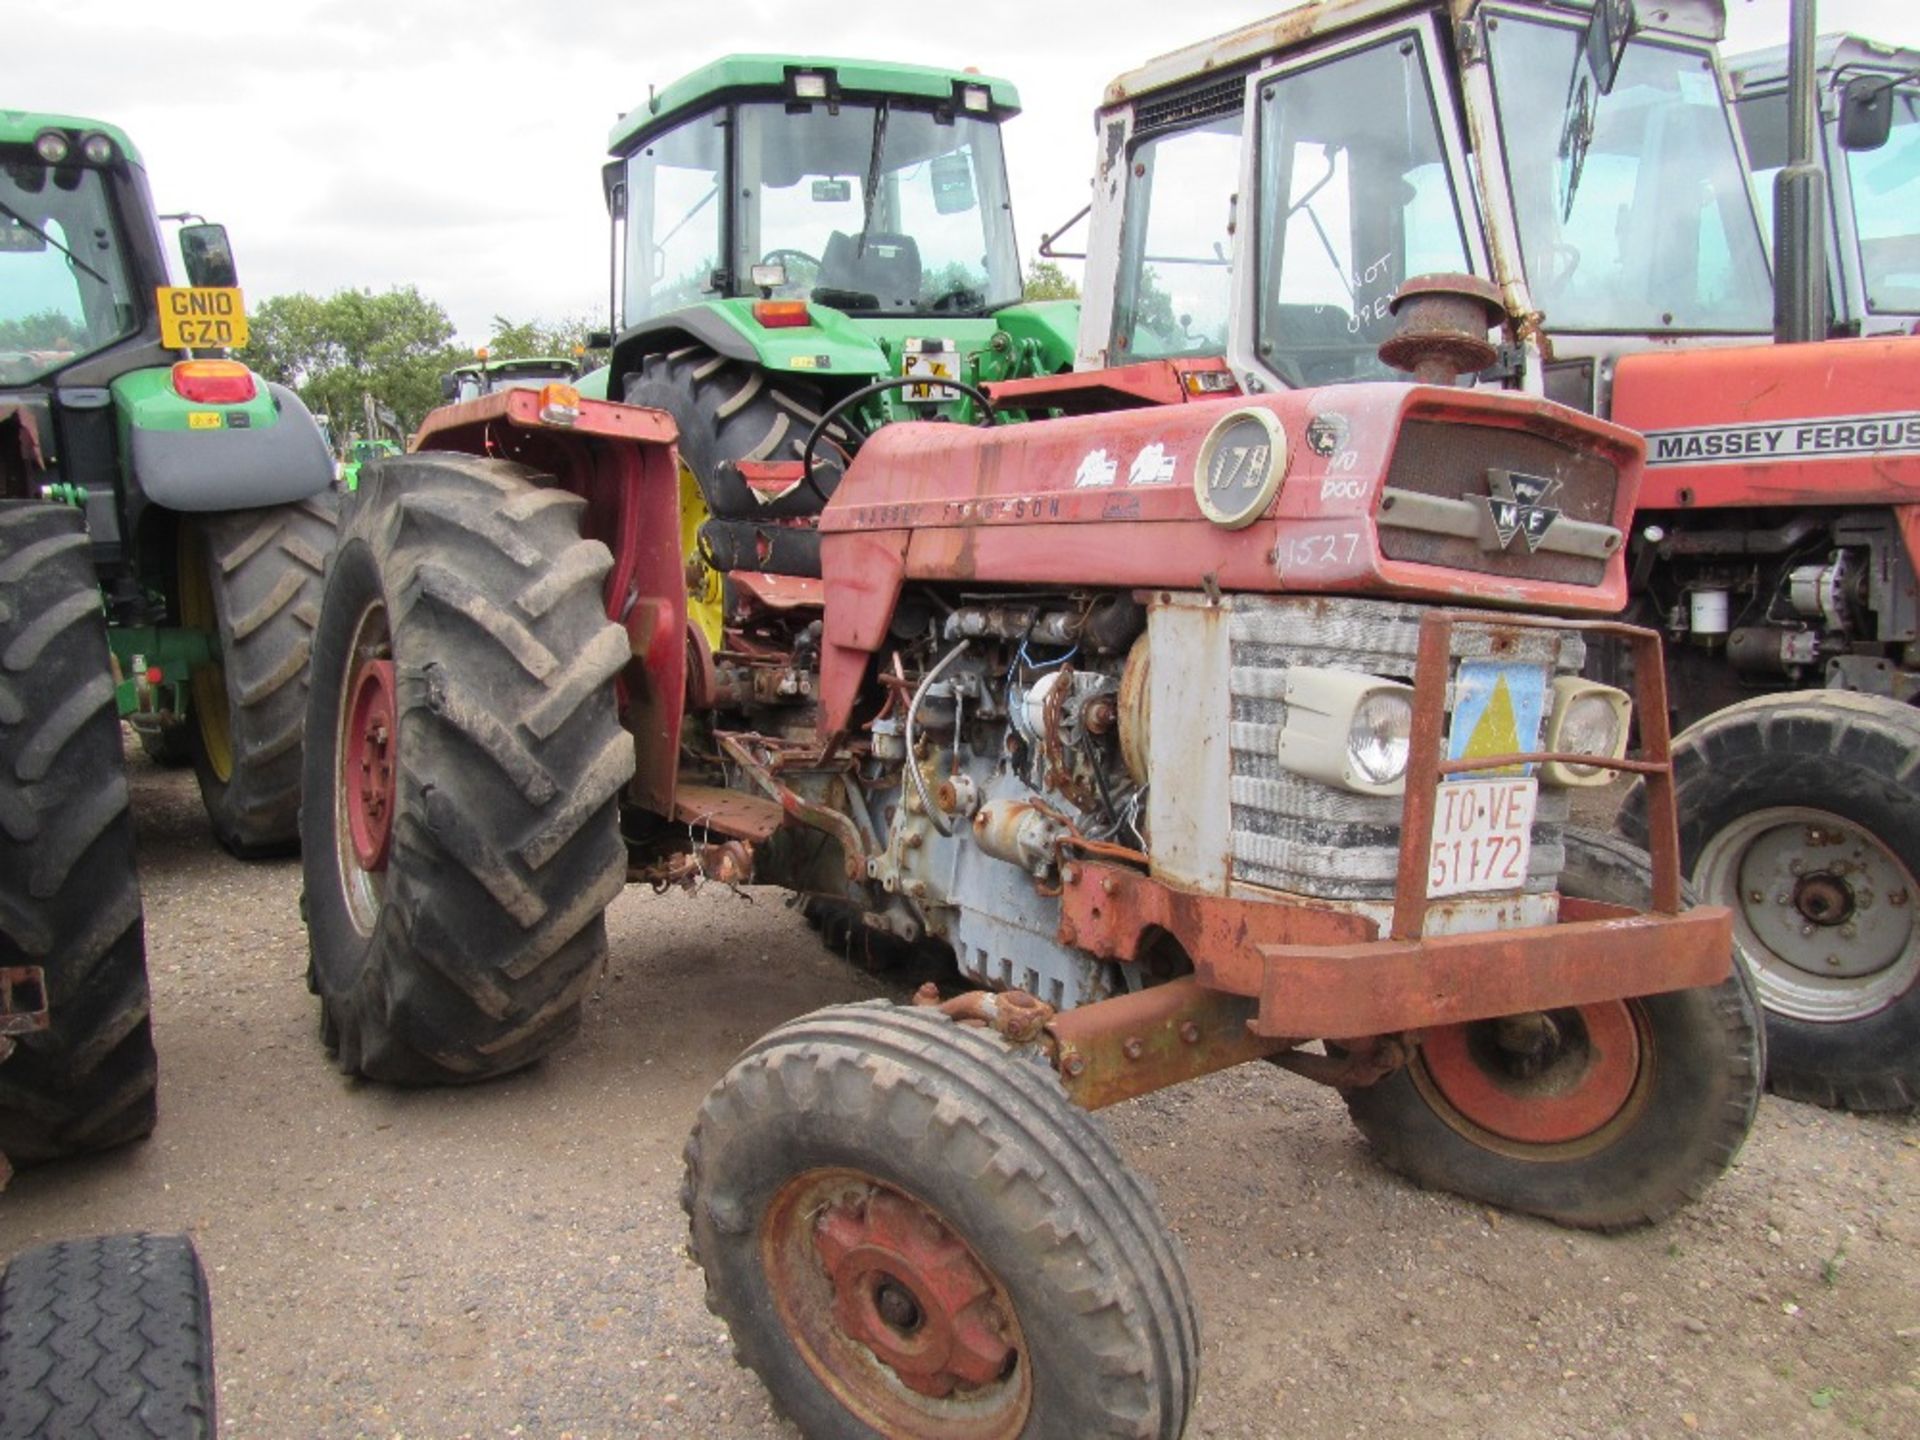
[586,330,613,349]
[1839,75,1897,152]
[440,374,458,402]
[179,222,238,288]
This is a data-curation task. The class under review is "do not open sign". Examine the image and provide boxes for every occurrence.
[156,286,250,350]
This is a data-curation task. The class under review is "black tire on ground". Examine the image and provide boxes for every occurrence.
[0,1232,215,1440]
[1619,691,1920,1112]
[0,503,157,1162]
[623,345,853,520]
[300,454,633,1084]
[136,723,192,768]
[797,898,913,974]
[1345,828,1763,1231]
[684,1001,1199,1439]
[181,495,338,857]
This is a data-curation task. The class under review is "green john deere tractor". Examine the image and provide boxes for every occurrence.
[441,349,582,405]
[593,55,1078,646]
[1,112,336,1162]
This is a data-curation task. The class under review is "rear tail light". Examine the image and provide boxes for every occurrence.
[170,359,256,404]
[752,300,812,329]
[538,383,582,426]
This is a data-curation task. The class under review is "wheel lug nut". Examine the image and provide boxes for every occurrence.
[1749,890,1765,904]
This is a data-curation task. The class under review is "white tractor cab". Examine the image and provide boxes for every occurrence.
[1070,0,1774,413]
[1730,32,1920,335]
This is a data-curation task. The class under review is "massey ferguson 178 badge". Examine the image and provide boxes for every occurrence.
[1477,469,1563,552]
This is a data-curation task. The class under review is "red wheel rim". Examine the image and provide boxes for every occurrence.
[343,658,397,872]
[1417,1002,1646,1148]
[762,1168,1029,1439]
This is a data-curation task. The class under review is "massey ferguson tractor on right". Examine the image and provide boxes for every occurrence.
[1056,0,1920,1111]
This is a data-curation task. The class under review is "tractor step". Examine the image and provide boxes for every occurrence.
[672,784,786,842]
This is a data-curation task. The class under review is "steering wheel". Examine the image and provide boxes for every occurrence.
[758,248,821,280]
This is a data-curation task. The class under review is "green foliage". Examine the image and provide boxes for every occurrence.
[485,313,604,362]
[1023,259,1080,301]
[239,286,466,433]
[0,308,82,350]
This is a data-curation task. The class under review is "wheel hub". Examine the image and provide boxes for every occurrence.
[1699,808,1919,1020]
[1419,1002,1644,1147]
[812,1189,1015,1399]
[343,658,397,872]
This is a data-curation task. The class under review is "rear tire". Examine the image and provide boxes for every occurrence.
[624,344,852,520]
[1345,828,1762,1230]
[1619,692,1920,1112]
[0,503,157,1163]
[299,454,632,1083]
[684,1001,1199,1439]
[180,495,338,857]
[0,1232,216,1440]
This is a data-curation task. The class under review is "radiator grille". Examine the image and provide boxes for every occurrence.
[1226,596,1585,901]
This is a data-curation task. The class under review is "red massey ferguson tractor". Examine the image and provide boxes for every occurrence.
[299,312,1761,1433]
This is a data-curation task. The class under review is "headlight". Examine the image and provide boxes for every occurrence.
[1348,689,1414,786]
[1275,667,1415,795]
[1541,677,1630,787]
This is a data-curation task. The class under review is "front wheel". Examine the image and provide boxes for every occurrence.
[1619,692,1920,1111]
[684,1002,1199,1439]
[1345,828,1763,1230]
[179,496,338,856]
[299,454,633,1083]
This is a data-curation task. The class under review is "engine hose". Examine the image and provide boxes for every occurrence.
[798,374,1002,505]
[904,638,971,838]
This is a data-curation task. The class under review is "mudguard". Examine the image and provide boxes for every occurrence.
[113,368,335,512]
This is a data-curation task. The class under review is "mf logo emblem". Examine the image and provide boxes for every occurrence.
[1477,469,1563,552]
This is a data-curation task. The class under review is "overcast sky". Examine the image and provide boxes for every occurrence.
[12,0,1917,344]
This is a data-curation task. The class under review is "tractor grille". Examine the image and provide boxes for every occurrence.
[1225,596,1584,902]
[1376,421,1620,586]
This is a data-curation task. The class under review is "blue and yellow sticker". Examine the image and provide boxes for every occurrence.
[1448,661,1548,774]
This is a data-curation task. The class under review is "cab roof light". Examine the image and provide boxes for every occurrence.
[33,130,70,164]
[787,68,834,102]
[170,359,256,405]
[957,82,992,114]
[752,300,812,329]
[80,132,116,165]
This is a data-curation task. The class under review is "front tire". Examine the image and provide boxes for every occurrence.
[299,455,633,1083]
[179,496,338,857]
[684,1001,1198,1440]
[0,503,158,1162]
[1345,828,1762,1230]
[1619,692,1920,1111]
[0,1232,216,1440]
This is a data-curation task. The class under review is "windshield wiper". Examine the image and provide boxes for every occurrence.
[1556,64,1597,222]
[0,199,113,289]
[855,101,891,259]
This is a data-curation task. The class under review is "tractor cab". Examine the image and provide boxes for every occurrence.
[1078,0,1772,409]
[441,351,582,405]
[1730,32,1920,335]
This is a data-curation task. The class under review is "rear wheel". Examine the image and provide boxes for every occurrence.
[0,1232,215,1440]
[1345,828,1762,1230]
[179,495,338,856]
[299,454,632,1083]
[684,1002,1198,1439]
[1619,692,1920,1111]
[0,502,157,1162]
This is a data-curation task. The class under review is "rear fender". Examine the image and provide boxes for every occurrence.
[412,390,687,816]
[607,300,890,397]
[113,367,334,512]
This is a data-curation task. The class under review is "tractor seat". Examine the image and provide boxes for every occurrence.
[818,231,923,310]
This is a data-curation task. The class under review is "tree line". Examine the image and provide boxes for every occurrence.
[240,260,1081,439]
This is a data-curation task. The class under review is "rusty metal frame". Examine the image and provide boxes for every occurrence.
[1391,609,1681,941]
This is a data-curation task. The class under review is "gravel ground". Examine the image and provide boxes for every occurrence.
[1,750,1916,1439]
